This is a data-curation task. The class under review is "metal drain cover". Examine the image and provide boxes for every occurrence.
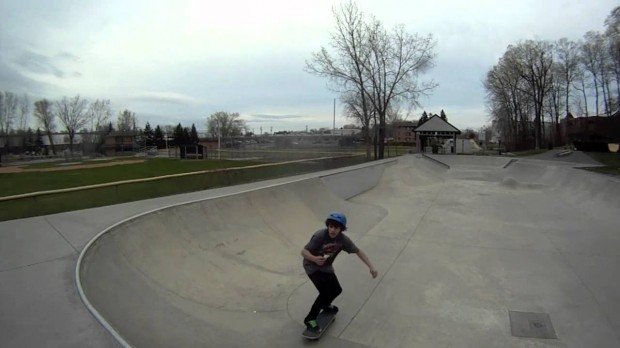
[509,311,557,339]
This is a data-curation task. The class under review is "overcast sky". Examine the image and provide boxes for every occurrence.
[1,0,617,132]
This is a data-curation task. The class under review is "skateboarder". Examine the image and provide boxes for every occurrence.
[301,211,378,334]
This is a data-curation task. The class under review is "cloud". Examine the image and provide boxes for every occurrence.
[55,51,81,62]
[128,91,202,106]
[15,51,64,77]
[12,50,83,80]
[137,112,205,128]
[0,59,53,96]
[249,114,306,122]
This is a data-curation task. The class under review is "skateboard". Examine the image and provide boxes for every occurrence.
[302,311,336,340]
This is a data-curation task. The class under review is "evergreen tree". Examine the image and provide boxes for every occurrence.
[419,111,429,125]
[183,127,191,145]
[173,123,185,146]
[35,128,44,150]
[143,122,155,146]
[190,124,199,144]
[154,125,164,148]
[25,128,35,153]
[440,109,447,121]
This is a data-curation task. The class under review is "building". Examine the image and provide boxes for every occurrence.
[392,121,418,144]
[104,132,137,156]
[414,115,461,153]
[0,132,86,156]
[560,112,620,151]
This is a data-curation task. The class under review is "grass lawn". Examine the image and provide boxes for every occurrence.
[0,158,259,197]
[0,155,367,221]
[584,152,620,176]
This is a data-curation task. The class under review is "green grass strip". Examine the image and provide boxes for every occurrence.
[0,155,366,221]
[0,158,259,197]
[582,152,620,176]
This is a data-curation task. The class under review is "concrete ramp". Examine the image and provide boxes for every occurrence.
[79,155,620,347]
[78,168,391,347]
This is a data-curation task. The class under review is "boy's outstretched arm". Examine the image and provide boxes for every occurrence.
[356,250,378,278]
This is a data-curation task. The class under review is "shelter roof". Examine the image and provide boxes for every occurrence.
[414,115,461,134]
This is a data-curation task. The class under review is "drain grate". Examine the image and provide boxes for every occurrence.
[509,311,558,339]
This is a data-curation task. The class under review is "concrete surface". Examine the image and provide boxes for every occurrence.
[2,152,620,347]
[525,149,603,165]
[0,159,393,347]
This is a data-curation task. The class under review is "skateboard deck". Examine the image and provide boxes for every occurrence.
[302,311,336,340]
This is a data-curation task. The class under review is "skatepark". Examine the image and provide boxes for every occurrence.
[2,153,620,347]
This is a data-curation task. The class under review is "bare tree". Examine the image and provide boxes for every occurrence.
[605,6,620,110]
[342,90,375,159]
[0,93,3,134]
[34,99,56,155]
[362,21,437,158]
[387,104,407,124]
[0,91,18,135]
[88,99,112,131]
[548,62,566,145]
[509,40,554,149]
[306,0,436,159]
[573,66,590,116]
[600,52,614,115]
[555,38,580,115]
[55,95,89,154]
[581,31,604,116]
[117,109,137,132]
[206,111,248,138]
[17,94,30,131]
[591,31,615,115]
[306,1,374,158]
[484,47,536,150]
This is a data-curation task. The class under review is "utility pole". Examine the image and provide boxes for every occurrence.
[164,130,170,157]
[217,119,221,160]
[333,98,336,135]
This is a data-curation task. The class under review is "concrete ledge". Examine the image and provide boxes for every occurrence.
[555,150,572,157]
[420,153,450,169]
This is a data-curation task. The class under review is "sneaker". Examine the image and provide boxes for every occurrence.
[322,305,339,314]
[304,319,320,333]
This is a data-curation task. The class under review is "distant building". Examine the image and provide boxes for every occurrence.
[333,128,362,136]
[560,112,620,151]
[391,121,418,144]
[104,132,137,156]
[414,115,461,153]
[0,132,87,155]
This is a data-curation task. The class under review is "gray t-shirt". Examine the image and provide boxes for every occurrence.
[303,228,359,274]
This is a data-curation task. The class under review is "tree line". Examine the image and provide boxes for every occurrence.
[484,6,620,151]
[0,91,252,156]
[0,92,142,155]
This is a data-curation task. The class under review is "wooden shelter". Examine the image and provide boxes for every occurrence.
[414,115,461,153]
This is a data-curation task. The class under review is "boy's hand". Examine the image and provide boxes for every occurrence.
[370,268,378,278]
[314,255,326,266]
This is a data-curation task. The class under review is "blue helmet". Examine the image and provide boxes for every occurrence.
[325,212,347,231]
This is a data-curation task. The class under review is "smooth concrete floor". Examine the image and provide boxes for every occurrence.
[2,152,619,347]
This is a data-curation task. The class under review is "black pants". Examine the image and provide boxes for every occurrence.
[304,271,342,321]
